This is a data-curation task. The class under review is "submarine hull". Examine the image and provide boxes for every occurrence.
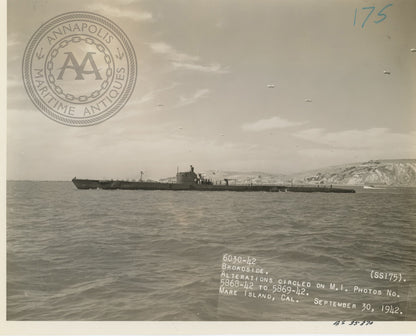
[72,178,355,193]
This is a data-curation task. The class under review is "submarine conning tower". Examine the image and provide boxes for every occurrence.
[176,165,198,184]
[176,165,213,185]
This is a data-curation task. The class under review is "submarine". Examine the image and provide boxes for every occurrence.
[72,165,355,193]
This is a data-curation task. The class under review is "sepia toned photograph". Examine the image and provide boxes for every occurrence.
[4,0,416,329]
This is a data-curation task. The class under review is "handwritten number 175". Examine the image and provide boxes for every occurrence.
[354,4,392,28]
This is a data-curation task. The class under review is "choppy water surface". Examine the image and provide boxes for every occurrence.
[7,182,416,320]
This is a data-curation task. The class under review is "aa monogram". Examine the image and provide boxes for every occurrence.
[57,52,103,81]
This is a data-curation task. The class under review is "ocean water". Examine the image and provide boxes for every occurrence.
[7,181,416,320]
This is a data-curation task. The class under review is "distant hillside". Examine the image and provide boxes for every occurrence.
[159,160,416,187]
[203,170,287,185]
[291,159,416,186]
[159,170,287,185]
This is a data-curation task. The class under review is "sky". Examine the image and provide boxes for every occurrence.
[7,0,416,180]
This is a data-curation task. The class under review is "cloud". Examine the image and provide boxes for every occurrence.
[87,3,153,22]
[129,82,179,106]
[172,62,229,74]
[135,91,156,105]
[150,42,228,74]
[242,116,305,131]
[108,0,138,4]
[149,42,198,62]
[294,127,416,151]
[177,89,210,107]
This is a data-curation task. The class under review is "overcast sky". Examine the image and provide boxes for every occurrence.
[7,0,416,180]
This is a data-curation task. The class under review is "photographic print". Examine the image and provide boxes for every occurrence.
[4,0,416,331]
